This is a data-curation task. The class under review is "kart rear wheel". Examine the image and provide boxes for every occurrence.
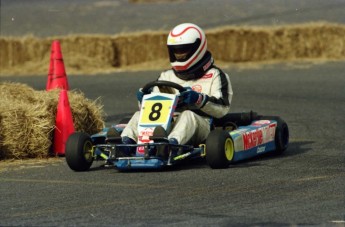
[206,129,234,169]
[259,116,289,154]
[65,132,94,171]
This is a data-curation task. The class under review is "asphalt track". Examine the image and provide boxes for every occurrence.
[2,0,345,37]
[0,62,344,226]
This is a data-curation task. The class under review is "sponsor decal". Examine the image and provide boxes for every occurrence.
[138,128,154,143]
[192,85,202,92]
[203,59,212,71]
[137,146,145,153]
[230,128,249,140]
[137,128,154,153]
[252,120,271,126]
[201,73,213,79]
[196,94,203,105]
[243,129,263,150]
[257,146,266,153]
[243,123,276,150]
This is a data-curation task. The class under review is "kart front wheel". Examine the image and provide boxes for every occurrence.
[65,132,94,171]
[206,129,234,169]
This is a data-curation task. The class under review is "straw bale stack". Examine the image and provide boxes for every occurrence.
[112,31,167,66]
[0,22,344,76]
[0,83,104,160]
[207,23,345,62]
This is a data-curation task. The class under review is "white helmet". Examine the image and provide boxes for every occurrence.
[167,23,207,72]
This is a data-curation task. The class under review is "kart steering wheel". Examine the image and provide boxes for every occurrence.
[141,80,187,94]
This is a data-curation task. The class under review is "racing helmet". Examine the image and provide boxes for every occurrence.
[167,23,207,73]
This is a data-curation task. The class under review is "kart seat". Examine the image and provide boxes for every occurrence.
[212,111,260,130]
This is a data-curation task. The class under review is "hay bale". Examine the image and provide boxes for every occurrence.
[68,90,105,133]
[0,83,53,159]
[112,31,167,66]
[0,81,36,102]
[0,83,105,160]
[0,22,344,76]
[0,35,115,75]
[207,22,345,62]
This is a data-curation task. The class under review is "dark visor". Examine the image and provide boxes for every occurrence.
[168,38,201,62]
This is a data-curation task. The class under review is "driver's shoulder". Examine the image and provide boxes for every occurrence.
[207,66,223,76]
[159,69,175,80]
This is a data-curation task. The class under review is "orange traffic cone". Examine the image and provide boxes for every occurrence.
[46,44,54,90]
[53,89,75,155]
[46,40,70,91]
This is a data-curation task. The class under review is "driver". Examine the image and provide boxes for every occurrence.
[115,23,233,156]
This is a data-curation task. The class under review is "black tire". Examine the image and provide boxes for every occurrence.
[259,116,289,154]
[275,121,289,154]
[65,132,94,171]
[206,129,234,169]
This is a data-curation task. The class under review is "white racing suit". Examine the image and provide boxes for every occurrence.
[121,66,233,145]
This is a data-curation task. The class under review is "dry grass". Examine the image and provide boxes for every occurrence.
[0,22,344,76]
[0,83,105,160]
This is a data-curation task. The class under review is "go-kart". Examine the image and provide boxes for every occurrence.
[65,80,289,171]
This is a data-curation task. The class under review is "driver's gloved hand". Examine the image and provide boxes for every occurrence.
[136,88,144,103]
[181,87,208,108]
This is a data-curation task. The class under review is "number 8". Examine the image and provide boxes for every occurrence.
[149,103,162,121]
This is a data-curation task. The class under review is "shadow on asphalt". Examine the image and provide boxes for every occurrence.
[230,140,314,168]
[170,140,315,171]
[281,141,314,157]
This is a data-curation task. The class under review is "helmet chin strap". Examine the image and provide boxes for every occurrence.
[173,51,214,81]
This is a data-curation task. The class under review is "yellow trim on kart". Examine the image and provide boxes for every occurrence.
[199,144,206,157]
[225,138,234,161]
[83,141,94,161]
[173,153,190,161]
[99,152,108,160]
[173,144,206,161]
